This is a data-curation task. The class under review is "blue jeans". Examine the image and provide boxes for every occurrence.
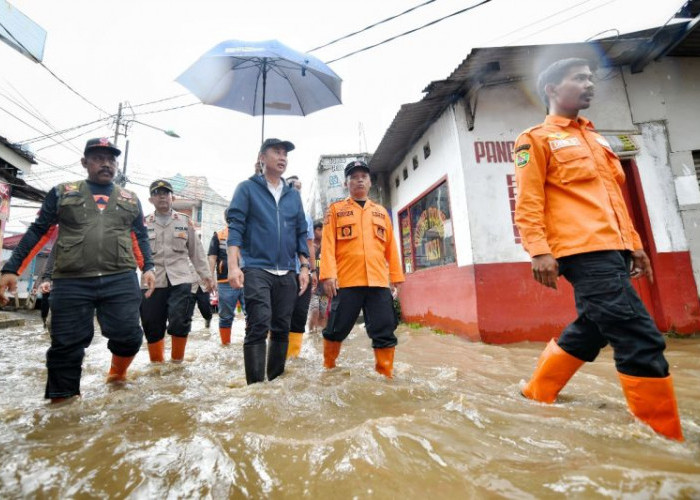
[557,250,669,377]
[47,271,143,399]
[218,281,244,329]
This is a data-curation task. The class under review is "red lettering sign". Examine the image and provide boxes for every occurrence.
[473,141,515,164]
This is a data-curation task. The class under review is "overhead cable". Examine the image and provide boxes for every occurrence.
[0,20,109,115]
[307,0,437,53]
[325,0,493,64]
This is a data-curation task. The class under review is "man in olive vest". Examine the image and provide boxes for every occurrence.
[0,138,156,404]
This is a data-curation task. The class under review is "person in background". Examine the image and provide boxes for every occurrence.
[208,210,246,345]
[0,138,155,403]
[308,220,328,332]
[285,175,317,359]
[190,276,213,329]
[320,160,405,378]
[141,179,213,363]
[227,138,310,384]
[514,58,683,441]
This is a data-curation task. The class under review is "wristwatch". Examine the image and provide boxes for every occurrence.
[300,263,310,270]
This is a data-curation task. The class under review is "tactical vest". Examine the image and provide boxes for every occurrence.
[53,180,140,278]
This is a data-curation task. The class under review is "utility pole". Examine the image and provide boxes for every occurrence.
[113,102,122,146]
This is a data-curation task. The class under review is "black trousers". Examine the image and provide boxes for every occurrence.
[243,268,297,346]
[289,275,312,333]
[557,250,669,377]
[47,272,143,399]
[140,282,194,342]
[190,285,212,321]
[323,286,397,349]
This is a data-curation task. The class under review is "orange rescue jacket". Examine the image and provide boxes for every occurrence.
[320,197,405,288]
[514,114,642,259]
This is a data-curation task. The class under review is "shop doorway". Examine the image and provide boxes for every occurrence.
[619,158,662,322]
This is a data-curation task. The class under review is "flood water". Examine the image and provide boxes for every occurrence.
[0,309,698,498]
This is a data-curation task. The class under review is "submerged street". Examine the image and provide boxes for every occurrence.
[0,310,698,498]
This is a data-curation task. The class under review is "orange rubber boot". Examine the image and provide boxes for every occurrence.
[106,355,135,383]
[219,327,231,345]
[171,336,188,362]
[521,339,585,403]
[374,347,395,378]
[618,373,684,441]
[287,332,303,359]
[147,339,164,363]
[323,339,341,369]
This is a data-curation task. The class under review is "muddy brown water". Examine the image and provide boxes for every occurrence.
[0,310,698,498]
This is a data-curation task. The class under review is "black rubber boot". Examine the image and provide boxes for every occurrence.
[244,343,266,385]
[266,340,288,381]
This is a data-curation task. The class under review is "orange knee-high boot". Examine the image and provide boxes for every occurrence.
[521,339,585,403]
[323,339,342,369]
[147,339,164,363]
[618,373,684,441]
[219,327,231,345]
[171,336,187,362]
[374,347,395,378]
[106,354,135,383]
[287,332,303,359]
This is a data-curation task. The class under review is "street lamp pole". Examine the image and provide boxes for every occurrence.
[112,105,180,186]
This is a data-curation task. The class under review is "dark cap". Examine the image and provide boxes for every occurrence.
[149,179,173,194]
[260,138,295,153]
[344,160,370,177]
[84,137,121,157]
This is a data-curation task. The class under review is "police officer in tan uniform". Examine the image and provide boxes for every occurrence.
[141,179,214,363]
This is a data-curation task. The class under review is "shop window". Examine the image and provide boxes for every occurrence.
[693,150,700,190]
[399,181,456,273]
[403,167,408,180]
[412,155,419,170]
[423,142,431,159]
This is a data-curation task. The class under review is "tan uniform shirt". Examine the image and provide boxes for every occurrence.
[144,210,210,288]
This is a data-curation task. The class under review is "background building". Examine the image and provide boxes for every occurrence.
[370,20,700,342]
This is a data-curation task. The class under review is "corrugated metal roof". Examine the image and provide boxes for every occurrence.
[370,19,700,173]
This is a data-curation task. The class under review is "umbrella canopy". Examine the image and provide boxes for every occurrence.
[176,39,342,141]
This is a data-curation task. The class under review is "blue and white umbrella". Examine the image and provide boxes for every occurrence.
[176,39,342,142]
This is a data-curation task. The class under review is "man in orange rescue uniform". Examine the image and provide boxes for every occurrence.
[320,160,404,377]
[514,58,683,441]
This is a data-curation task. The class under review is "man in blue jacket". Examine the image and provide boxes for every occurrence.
[227,138,310,384]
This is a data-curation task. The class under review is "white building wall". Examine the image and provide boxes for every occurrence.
[389,105,473,267]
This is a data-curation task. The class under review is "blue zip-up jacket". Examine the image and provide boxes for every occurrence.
[227,174,309,271]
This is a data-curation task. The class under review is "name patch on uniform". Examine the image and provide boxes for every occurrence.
[515,150,530,167]
[549,137,581,151]
[337,210,354,217]
[371,211,385,219]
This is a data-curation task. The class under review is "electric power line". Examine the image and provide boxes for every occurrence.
[324,0,493,64]
[130,94,191,108]
[0,19,109,116]
[132,102,202,116]
[307,0,437,53]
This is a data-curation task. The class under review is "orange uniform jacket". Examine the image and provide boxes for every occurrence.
[514,114,643,259]
[320,197,405,288]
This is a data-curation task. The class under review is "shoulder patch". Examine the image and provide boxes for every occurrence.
[514,144,530,153]
[515,150,530,168]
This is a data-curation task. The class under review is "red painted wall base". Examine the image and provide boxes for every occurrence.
[398,252,700,344]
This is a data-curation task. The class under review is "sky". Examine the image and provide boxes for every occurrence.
[0,0,687,231]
